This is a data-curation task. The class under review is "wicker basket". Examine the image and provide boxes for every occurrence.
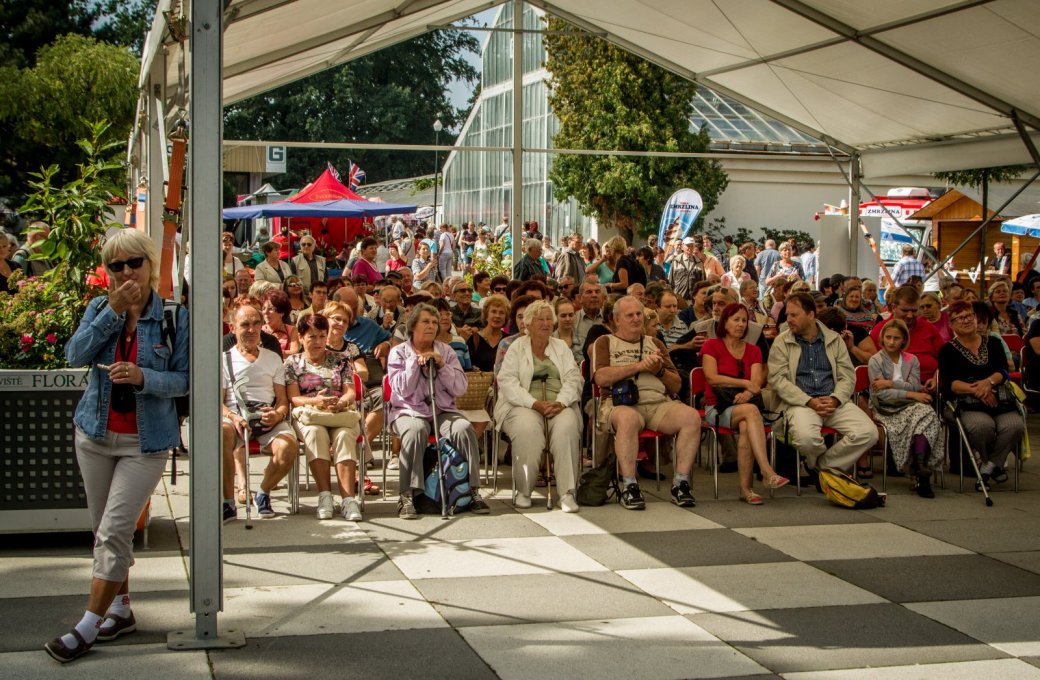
[456,371,495,411]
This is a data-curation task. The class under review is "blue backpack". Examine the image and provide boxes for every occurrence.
[416,440,472,515]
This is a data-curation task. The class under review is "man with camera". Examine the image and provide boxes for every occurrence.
[221,305,299,521]
[592,296,702,510]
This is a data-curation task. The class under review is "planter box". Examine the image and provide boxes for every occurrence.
[0,369,92,533]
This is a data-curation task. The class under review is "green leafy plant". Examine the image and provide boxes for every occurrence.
[0,271,102,368]
[466,237,511,285]
[20,119,125,298]
[0,120,123,369]
[762,227,815,249]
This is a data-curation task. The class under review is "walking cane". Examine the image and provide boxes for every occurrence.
[231,373,255,528]
[540,376,553,510]
[426,364,450,520]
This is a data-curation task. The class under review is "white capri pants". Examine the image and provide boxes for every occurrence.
[295,422,360,465]
[75,429,169,582]
[501,405,581,498]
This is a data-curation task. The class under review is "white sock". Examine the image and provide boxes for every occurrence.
[61,611,103,647]
[108,593,131,618]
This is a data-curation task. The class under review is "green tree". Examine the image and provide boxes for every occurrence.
[223,29,479,188]
[0,34,138,198]
[0,0,155,67]
[544,17,728,244]
[933,166,1026,188]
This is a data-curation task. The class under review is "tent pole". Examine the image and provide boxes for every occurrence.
[168,0,244,652]
[848,153,860,280]
[511,0,524,259]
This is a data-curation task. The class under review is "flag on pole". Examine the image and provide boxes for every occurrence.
[347,160,366,191]
[327,161,341,182]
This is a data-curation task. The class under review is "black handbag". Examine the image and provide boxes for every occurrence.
[711,354,765,422]
[611,339,643,406]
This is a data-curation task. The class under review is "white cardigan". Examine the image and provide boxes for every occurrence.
[495,335,583,421]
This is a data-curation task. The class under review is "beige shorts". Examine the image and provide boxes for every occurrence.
[599,398,679,433]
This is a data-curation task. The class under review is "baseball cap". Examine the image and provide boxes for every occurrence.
[682,237,696,246]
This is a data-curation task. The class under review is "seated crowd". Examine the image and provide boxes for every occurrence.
[217,228,1030,521]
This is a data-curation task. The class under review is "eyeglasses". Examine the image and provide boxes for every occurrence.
[455,288,472,294]
[951,314,976,324]
[301,243,315,248]
[107,256,146,273]
[287,282,302,287]
[493,287,507,292]
[327,315,349,323]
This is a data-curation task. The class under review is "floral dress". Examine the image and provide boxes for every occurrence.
[284,350,353,399]
[868,351,944,471]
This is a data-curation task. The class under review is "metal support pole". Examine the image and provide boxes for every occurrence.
[849,153,861,277]
[979,171,989,295]
[510,0,524,255]
[146,74,165,248]
[168,0,244,652]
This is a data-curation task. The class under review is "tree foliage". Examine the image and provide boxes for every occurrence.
[0,34,138,198]
[544,17,728,244]
[933,165,1028,188]
[223,29,479,188]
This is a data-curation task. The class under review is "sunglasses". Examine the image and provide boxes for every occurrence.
[287,281,302,287]
[493,287,507,292]
[108,256,146,272]
[456,288,472,294]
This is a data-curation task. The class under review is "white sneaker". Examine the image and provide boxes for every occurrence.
[316,491,334,520]
[342,497,362,522]
[560,492,579,513]
[514,493,532,509]
[386,457,400,470]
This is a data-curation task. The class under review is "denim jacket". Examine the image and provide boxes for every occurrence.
[66,292,189,454]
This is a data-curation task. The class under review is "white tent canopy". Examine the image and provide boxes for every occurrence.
[142,0,1040,178]
[138,0,1040,647]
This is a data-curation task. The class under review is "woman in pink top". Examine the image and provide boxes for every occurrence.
[350,236,383,285]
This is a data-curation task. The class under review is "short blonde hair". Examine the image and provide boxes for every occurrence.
[605,236,627,256]
[481,293,510,322]
[522,299,556,329]
[729,254,746,269]
[101,228,160,289]
[322,301,354,324]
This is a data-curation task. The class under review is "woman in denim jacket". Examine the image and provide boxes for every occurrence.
[46,229,188,663]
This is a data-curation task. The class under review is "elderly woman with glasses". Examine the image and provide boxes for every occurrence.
[291,235,327,293]
[496,300,583,512]
[386,304,490,518]
[939,300,1024,491]
[50,229,189,662]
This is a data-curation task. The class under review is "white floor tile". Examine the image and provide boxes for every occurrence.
[783,658,1040,679]
[619,562,885,615]
[383,536,609,579]
[460,615,769,680]
[221,581,447,636]
[524,500,723,536]
[736,524,971,561]
[906,596,1040,657]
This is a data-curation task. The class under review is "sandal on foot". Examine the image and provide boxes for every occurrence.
[856,466,874,479]
[766,474,790,489]
[44,629,92,664]
[741,491,764,505]
[363,477,381,496]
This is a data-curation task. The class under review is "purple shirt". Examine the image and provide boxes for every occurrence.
[351,257,383,285]
[386,339,467,424]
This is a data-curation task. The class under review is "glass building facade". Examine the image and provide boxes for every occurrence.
[441,2,823,240]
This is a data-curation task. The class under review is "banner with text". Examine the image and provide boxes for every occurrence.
[657,188,703,246]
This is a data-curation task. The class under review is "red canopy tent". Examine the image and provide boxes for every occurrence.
[272,169,374,257]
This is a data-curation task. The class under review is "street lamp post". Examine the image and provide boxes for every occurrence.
[432,119,443,225]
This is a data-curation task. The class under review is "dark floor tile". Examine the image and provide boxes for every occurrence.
[692,603,1006,674]
[812,554,1040,603]
[563,529,794,570]
[209,628,497,680]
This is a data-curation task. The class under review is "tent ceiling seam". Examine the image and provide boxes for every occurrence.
[768,0,1040,131]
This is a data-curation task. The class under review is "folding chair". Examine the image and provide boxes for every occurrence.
[689,367,777,500]
[245,437,300,515]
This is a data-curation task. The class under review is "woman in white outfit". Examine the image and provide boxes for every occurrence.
[496,300,584,512]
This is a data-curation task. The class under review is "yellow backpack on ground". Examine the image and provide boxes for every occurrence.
[819,467,886,509]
